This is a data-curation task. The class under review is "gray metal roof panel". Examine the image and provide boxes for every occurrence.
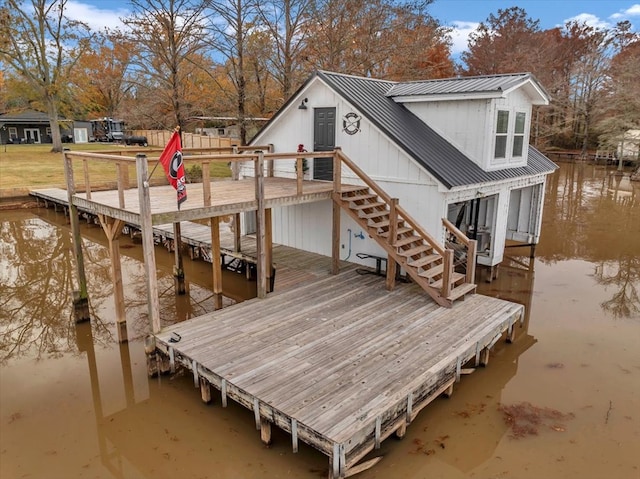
[317,71,556,189]
[386,73,532,97]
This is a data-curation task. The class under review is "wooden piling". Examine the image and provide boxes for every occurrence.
[210,216,223,309]
[98,214,127,342]
[63,149,90,323]
[173,222,187,295]
[136,154,161,334]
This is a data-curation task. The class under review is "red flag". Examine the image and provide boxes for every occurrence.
[159,130,187,209]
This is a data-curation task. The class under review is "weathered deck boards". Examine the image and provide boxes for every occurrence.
[60,177,360,226]
[153,269,524,477]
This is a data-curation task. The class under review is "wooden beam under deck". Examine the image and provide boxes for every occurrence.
[67,177,358,226]
[152,269,524,478]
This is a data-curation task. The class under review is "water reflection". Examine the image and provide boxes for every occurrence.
[0,209,236,362]
[539,162,640,318]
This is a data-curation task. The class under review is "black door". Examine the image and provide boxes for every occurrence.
[313,107,336,181]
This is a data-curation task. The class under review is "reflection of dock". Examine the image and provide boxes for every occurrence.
[152,269,523,478]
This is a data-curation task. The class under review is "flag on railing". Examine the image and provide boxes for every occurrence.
[159,128,187,209]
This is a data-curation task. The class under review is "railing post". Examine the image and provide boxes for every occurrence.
[116,162,125,208]
[64,149,90,322]
[136,153,161,334]
[386,198,398,291]
[333,148,342,193]
[466,239,477,284]
[296,156,303,195]
[83,158,91,200]
[442,249,453,299]
[202,161,211,206]
[255,152,267,298]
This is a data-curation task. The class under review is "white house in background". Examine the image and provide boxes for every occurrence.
[618,129,640,161]
[245,70,557,268]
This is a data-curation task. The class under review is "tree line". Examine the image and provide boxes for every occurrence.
[1,1,638,153]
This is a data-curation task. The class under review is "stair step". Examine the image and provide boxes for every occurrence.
[351,201,386,211]
[380,226,411,238]
[343,193,378,203]
[430,272,465,289]
[362,210,389,220]
[418,264,443,279]
[398,245,432,258]
[394,235,423,247]
[447,282,477,301]
[408,254,441,268]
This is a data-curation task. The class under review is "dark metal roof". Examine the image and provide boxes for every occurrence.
[316,71,557,189]
[0,109,71,124]
[386,72,534,97]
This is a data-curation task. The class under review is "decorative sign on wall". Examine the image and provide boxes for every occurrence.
[342,112,361,135]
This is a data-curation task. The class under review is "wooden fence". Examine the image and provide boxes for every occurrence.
[132,130,235,149]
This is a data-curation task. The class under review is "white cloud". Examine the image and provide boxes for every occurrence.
[562,13,610,30]
[610,3,640,19]
[449,21,479,55]
[65,1,129,32]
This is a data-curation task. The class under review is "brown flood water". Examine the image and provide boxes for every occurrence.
[1,161,639,479]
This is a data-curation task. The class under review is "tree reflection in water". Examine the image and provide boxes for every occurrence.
[540,162,640,318]
[0,210,226,363]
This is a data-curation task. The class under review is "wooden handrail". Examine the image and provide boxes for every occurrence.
[336,150,392,203]
[442,218,471,245]
[442,218,477,284]
[395,205,445,256]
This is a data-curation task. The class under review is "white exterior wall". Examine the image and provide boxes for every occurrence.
[404,99,490,168]
[249,76,549,269]
[249,77,443,265]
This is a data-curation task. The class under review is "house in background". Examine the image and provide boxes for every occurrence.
[0,110,91,144]
[245,70,557,269]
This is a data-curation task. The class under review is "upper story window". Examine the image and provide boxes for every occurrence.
[494,110,509,158]
[512,112,526,157]
[493,108,528,164]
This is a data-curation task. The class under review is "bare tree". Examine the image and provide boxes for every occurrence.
[257,0,311,101]
[203,0,259,145]
[0,0,92,152]
[123,0,209,131]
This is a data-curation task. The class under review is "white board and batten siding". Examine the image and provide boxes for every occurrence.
[249,77,443,265]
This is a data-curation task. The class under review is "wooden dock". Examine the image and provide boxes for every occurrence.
[51,148,526,477]
[150,269,523,478]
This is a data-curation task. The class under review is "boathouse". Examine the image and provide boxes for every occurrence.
[47,70,558,479]
[245,71,557,269]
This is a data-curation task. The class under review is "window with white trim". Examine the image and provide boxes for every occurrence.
[512,111,526,157]
[494,110,509,159]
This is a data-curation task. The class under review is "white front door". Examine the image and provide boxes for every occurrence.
[24,128,41,143]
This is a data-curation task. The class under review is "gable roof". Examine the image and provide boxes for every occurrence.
[386,72,549,104]
[315,71,556,189]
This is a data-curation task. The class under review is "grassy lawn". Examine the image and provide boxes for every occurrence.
[0,143,231,190]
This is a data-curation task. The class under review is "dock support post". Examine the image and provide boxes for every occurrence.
[63,149,90,323]
[98,214,127,342]
[173,222,186,295]
[136,154,161,334]
[255,151,267,298]
[211,216,223,309]
[480,347,490,366]
[265,208,273,292]
[386,198,398,291]
[331,150,342,275]
[200,377,212,404]
[260,418,272,445]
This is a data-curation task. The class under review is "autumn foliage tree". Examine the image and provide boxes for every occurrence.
[0,0,92,152]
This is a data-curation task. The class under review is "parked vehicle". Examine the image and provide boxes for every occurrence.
[89,118,148,146]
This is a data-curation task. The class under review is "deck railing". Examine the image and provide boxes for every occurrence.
[442,218,477,284]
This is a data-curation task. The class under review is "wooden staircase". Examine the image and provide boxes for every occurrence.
[332,152,477,308]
